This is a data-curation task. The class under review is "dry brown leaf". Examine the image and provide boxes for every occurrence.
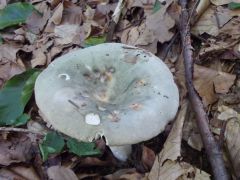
[146,7,175,43]
[0,62,24,85]
[158,101,188,164]
[193,64,236,105]
[192,6,219,36]
[104,168,144,180]
[148,102,210,179]
[149,160,210,180]
[31,49,46,67]
[51,3,64,25]
[142,146,156,171]
[0,168,24,180]
[210,0,235,5]
[26,2,51,34]
[195,0,210,21]
[218,105,240,121]
[224,116,240,178]
[45,1,83,33]
[0,134,33,166]
[9,166,40,180]
[54,24,81,45]
[0,44,21,62]
[47,166,78,180]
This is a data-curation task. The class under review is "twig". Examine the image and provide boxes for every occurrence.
[106,0,125,42]
[179,0,229,179]
[0,127,45,136]
[162,31,179,61]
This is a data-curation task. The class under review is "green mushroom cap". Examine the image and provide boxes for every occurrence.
[35,43,179,146]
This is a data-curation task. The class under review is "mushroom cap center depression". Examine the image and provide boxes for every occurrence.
[35,43,179,146]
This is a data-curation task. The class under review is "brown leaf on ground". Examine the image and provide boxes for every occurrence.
[141,146,156,171]
[224,113,240,179]
[0,44,21,62]
[210,0,232,6]
[0,61,24,87]
[193,64,236,106]
[146,6,175,43]
[51,3,64,25]
[31,49,47,67]
[54,24,82,45]
[104,168,144,180]
[26,2,51,34]
[7,166,40,180]
[47,166,78,180]
[0,134,33,166]
[192,6,219,36]
[148,102,210,179]
[45,1,83,33]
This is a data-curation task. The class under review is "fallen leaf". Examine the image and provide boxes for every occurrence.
[51,3,63,25]
[146,5,175,43]
[9,166,40,180]
[192,6,219,36]
[0,134,33,166]
[148,102,210,179]
[0,61,24,85]
[47,166,78,180]
[105,168,144,180]
[54,24,81,45]
[141,146,156,171]
[224,116,240,178]
[26,2,51,34]
[218,105,240,121]
[193,64,236,105]
[0,44,21,62]
[211,0,233,5]
[31,49,46,67]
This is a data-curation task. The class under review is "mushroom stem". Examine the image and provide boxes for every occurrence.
[109,145,132,161]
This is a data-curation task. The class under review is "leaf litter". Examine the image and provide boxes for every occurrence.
[0,0,239,179]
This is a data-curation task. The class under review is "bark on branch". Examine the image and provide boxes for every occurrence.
[179,0,229,179]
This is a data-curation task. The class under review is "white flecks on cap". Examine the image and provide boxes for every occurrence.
[85,113,101,125]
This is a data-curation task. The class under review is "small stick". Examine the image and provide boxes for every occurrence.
[162,31,179,61]
[0,127,45,136]
[106,0,125,42]
[179,0,229,179]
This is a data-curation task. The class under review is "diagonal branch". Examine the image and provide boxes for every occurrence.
[179,0,229,179]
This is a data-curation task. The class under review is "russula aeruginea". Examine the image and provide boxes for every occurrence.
[35,43,179,161]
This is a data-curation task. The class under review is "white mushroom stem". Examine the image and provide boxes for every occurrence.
[109,145,132,161]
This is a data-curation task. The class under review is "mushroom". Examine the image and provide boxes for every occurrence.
[34,43,179,161]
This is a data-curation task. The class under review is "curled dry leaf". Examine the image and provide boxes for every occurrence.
[26,2,51,34]
[31,49,46,68]
[224,114,240,178]
[0,44,21,62]
[47,166,78,180]
[146,4,175,43]
[51,2,63,25]
[210,0,232,5]
[6,166,40,180]
[104,168,144,180]
[0,134,33,166]
[141,146,156,171]
[193,64,236,106]
[218,105,240,121]
[148,102,210,179]
[192,6,219,36]
[0,61,24,86]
